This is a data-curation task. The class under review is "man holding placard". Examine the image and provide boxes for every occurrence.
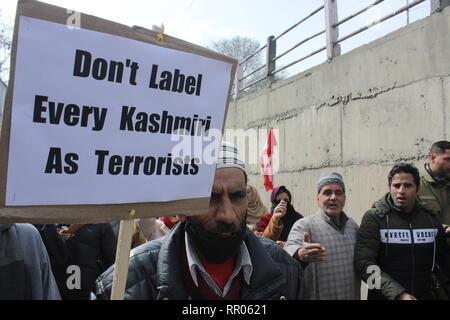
[93,141,304,300]
[1,1,302,301]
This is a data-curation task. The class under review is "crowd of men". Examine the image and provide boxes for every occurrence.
[0,140,449,300]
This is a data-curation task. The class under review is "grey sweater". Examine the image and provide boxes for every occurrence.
[284,210,360,300]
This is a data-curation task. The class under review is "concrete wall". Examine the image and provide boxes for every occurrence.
[225,7,450,224]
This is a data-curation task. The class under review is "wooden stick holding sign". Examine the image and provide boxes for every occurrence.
[110,216,135,300]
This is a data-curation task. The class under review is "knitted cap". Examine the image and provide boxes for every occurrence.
[216,140,246,174]
[317,172,345,193]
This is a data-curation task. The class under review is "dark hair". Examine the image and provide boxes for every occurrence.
[430,140,450,155]
[273,186,292,203]
[388,163,420,188]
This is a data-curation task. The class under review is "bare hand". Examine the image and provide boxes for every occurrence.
[297,232,327,262]
[59,224,84,240]
[272,200,287,225]
[59,226,72,240]
[397,292,417,300]
[276,241,286,247]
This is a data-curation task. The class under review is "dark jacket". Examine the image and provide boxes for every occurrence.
[36,223,116,300]
[0,224,61,300]
[93,222,303,300]
[354,193,450,300]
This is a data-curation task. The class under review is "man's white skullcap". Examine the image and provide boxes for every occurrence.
[216,140,246,174]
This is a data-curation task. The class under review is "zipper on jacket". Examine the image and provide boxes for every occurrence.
[242,277,286,300]
[408,220,415,296]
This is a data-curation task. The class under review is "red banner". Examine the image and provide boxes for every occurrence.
[260,128,277,191]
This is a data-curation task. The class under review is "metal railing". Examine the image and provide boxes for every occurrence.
[234,0,447,99]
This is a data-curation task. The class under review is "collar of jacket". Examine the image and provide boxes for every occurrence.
[423,163,449,187]
[155,222,287,300]
[371,193,436,218]
[318,209,349,231]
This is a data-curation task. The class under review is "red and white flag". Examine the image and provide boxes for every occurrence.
[260,128,277,191]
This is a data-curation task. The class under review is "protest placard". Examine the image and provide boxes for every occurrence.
[0,0,237,223]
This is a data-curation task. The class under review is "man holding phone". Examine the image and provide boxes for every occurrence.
[284,173,360,300]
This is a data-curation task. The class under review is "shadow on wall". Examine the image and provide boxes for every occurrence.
[0,79,6,126]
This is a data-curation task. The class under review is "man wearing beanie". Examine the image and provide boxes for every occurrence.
[284,172,360,300]
[93,141,303,300]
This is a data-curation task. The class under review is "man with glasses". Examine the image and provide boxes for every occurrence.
[284,172,360,300]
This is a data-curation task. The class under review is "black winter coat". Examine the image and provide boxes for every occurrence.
[36,223,116,300]
[354,193,450,300]
[93,222,304,300]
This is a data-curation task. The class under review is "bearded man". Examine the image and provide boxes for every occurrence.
[418,141,450,237]
[93,141,303,300]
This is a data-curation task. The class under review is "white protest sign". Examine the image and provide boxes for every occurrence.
[5,16,232,206]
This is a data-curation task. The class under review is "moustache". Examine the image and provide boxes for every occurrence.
[208,221,242,237]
